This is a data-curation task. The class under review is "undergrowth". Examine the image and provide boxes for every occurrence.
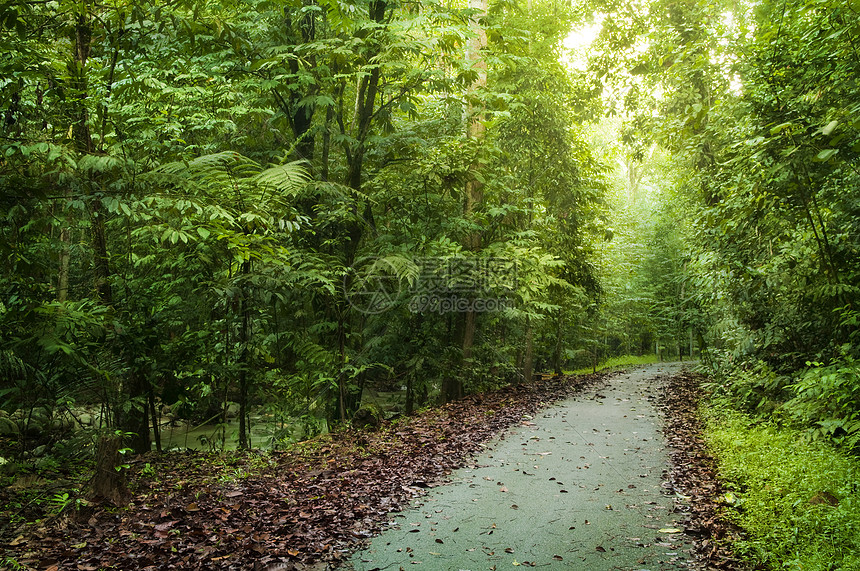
[707,347,860,451]
[568,353,661,375]
[704,408,860,570]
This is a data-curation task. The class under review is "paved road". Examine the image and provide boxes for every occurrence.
[344,363,696,571]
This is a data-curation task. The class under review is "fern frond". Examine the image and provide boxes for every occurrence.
[151,152,262,183]
[255,161,312,198]
[357,254,420,288]
[311,180,372,203]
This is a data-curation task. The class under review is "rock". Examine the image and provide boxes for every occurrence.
[225,402,240,419]
[352,405,383,430]
[809,491,839,506]
[0,417,19,436]
[52,415,74,431]
[22,410,49,437]
[77,411,103,428]
[34,456,55,470]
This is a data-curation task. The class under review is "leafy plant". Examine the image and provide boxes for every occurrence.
[705,408,860,570]
[784,349,860,450]
[47,491,82,516]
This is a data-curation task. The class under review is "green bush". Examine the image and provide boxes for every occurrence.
[705,409,860,570]
[707,359,791,418]
[783,348,860,450]
[568,353,660,375]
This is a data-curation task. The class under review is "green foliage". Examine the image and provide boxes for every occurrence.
[47,491,82,515]
[568,353,660,375]
[707,360,791,419]
[709,352,860,451]
[705,409,860,570]
[586,0,860,435]
[784,349,860,450]
[0,0,611,473]
[0,556,25,571]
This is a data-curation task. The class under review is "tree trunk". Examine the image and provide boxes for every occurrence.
[57,224,70,302]
[451,0,487,402]
[405,375,414,415]
[689,327,695,359]
[321,104,334,181]
[337,313,348,423]
[332,0,387,421]
[552,315,564,375]
[441,374,464,403]
[90,434,128,506]
[522,319,534,383]
[238,260,251,449]
[73,8,130,502]
[149,387,162,454]
[125,371,150,454]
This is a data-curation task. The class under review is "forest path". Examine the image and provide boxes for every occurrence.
[344,363,695,570]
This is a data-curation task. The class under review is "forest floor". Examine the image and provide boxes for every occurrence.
[4,364,747,571]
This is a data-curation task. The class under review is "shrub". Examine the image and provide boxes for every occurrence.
[705,409,860,570]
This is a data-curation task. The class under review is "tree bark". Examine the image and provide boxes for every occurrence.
[149,387,162,454]
[73,8,132,500]
[57,225,70,302]
[333,0,388,421]
[238,260,251,449]
[522,319,534,383]
[90,433,128,506]
[452,0,487,402]
[125,371,150,454]
[552,315,564,375]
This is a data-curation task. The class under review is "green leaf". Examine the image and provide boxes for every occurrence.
[815,149,838,161]
[769,122,793,135]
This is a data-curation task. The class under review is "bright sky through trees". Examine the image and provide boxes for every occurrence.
[562,20,601,70]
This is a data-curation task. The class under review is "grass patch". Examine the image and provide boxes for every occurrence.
[568,353,661,375]
[704,408,860,570]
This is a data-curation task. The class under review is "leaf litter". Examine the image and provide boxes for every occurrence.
[5,369,750,570]
[6,373,608,570]
[658,370,751,571]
